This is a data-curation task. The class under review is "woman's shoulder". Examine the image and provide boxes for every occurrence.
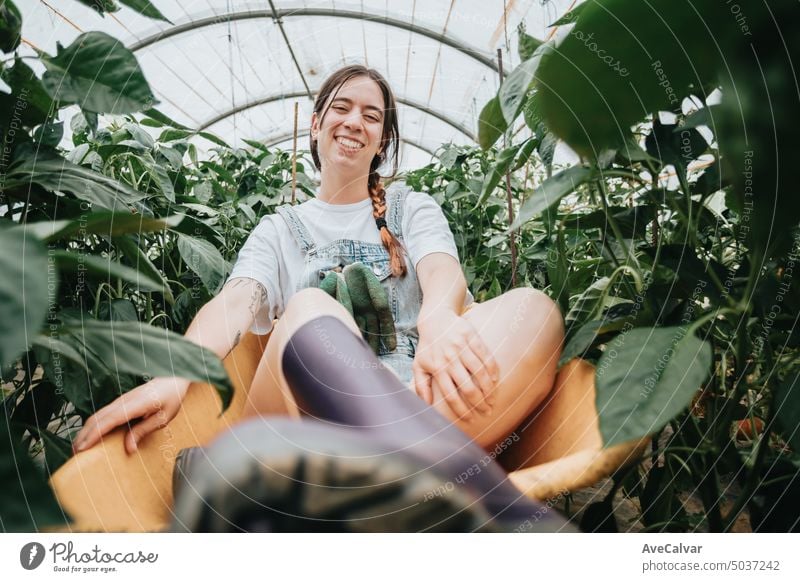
[247,210,292,243]
[386,182,431,209]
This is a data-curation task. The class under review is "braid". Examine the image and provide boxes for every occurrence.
[369,175,407,278]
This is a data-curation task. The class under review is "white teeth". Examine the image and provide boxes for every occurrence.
[336,137,363,149]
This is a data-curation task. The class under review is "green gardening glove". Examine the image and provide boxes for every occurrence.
[343,262,397,354]
[320,270,354,317]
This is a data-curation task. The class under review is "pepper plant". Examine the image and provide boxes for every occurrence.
[474,0,799,531]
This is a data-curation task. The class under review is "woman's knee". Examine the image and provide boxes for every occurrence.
[502,288,564,357]
[282,288,360,336]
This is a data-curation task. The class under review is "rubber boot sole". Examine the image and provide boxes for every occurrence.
[170,417,507,532]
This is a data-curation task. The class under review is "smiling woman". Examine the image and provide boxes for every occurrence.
[71,63,568,532]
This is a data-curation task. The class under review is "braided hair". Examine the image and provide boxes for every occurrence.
[310,65,407,278]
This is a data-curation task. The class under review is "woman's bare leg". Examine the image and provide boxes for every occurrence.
[240,287,361,419]
[431,288,564,450]
[242,285,564,449]
[184,292,573,530]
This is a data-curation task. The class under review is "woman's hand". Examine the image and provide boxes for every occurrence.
[411,310,500,421]
[72,376,191,456]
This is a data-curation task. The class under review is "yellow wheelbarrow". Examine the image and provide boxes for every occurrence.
[49,330,648,532]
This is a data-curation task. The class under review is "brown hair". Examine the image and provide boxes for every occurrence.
[310,64,407,278]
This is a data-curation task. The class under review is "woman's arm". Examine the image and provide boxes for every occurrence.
[413,253,499,420]
[416,252,467,326]
[72,278,268,454]
[185,277,267,360]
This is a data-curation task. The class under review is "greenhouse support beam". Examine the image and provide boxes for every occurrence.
[197,91,476,142]
[129,8,503,76]
[263,130,436,157]
[267,0,313,100]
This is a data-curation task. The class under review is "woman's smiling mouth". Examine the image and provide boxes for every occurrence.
[335,136,364,151]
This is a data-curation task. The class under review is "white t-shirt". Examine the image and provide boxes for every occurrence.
[228,187,474,335]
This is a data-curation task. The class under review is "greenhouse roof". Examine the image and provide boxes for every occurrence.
[19,0,578,169]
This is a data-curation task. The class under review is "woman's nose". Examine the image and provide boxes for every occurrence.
[343,111,363,130]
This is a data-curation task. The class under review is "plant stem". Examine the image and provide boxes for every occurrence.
[602,169,651,186]
[722,361,778,531]
[596,179,641,271]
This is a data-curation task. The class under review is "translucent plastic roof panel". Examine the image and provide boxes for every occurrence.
[19,0,579,169]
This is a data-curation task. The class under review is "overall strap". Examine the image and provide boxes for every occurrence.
[275,204,316,254]
[386,185,410,239]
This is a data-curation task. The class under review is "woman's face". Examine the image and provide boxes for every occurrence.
[311,75,386,174]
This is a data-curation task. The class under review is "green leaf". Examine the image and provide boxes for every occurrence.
[775,370,800,453]
[123,122,155,149]
[508,165,595,231]
[66,143,90,165]
[149,161,176,202]
[202,161,236,184]
[560,321,605,367]
[512,137,538,171]
[566,276,612,328]
[0,0,22,52]
[159,128,193,142]
[595,327,712,447]
[0,59,55,130]
[33,120,64,148]
[70,111,91,137]
[62,320,233,412]
[32,334,99,416]
[614,133,658,164]
[192,181,213,204]
[645,119,708,170]
[157,145,184,169]
[0,228,51,366]
[54,251,166,293]
[474,144,519,209]
[176,233,229,294]
[522,91,544,133]
[537,131,558,171]
[477,96,508,150]
[714,1,800,259]
[0,415,68,532]
[549,2,589,26]
[74,0,119,15]
[499,42,551,126]
[170,213,224,245]
[114,235,174,304]
[242,138,270,152]
[5,147,146,211]
[141,108,190,130]
[535,0,723,156]
[117,0,173,23]
[517,22,544,62]
[438,145,460,170]
[198,131,231,149]
[98,298,139,322]
[560,315,633,368]
[10,380,63,435]
[548,226,570,313]
[23,212,183,242]
[40,32,156,114]
[25,425,74,476]
[182,203,219,217]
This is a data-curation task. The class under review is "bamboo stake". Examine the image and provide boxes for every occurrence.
[291,101,298,204]
[497,48,518,287]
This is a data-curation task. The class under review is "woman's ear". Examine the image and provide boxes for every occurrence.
[310,112,319,140]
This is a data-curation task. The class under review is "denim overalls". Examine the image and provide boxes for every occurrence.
[275,186,421,386]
